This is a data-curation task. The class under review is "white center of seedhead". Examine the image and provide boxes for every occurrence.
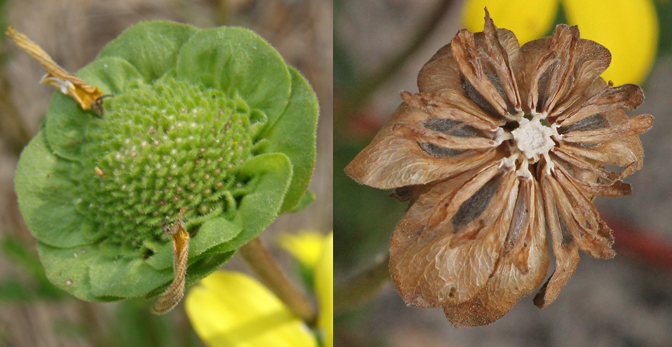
[511,115,557,162]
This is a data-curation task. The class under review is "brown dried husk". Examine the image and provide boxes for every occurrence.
[345,10,652,327]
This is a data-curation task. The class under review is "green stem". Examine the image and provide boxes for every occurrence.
[239,237,316,325]
[336,0,456,128]
[334,253,391,312]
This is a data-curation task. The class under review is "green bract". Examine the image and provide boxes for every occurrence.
[14,21,319,301]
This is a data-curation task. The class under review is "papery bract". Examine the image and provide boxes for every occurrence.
[346,11,652,327]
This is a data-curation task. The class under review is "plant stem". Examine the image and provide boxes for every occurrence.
[334,253,391,312]
[239,237,316,325]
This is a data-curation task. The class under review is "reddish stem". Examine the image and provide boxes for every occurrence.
[604,214,672,269]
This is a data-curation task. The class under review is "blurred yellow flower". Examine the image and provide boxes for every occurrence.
[185,271,318,347]
[278,230,328,271]
[185,231,333,347]
[462,0,658,85]
[315,233,333,347]
[462,0,560,43]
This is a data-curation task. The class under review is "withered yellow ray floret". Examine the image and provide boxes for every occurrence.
[151,207,190,315]
[5,25,104,113]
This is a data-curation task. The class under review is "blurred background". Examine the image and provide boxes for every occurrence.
[0,0,332,346]
[335,0,672,346]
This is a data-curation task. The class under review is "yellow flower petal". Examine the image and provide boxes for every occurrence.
[315,233,333,347]
[278,231,327,271]
[462,0,560,44]
[563,0,658,84]
[185,271,318,347]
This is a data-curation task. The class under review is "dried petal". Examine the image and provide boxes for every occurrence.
[392,123,495,150]
[561,114,652,143]
[550,169,615,259]
[151,207,190,315]
[419,92,503,130]
[556,84,645,126]
[390,164,518,307]
[535,174,581,308]
[6,26,104,113]
[346,10,652,326]
[345,102,499,189]
[444,180,548,327]
[552,157,632,198]
[515,25,611,117]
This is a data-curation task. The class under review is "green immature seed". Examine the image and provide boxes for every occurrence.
[72,77,253,256]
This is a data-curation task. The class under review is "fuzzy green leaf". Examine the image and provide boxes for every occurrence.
[183,251,235,288]
[211,153,292,253]
[15,131,88,248]
[17,21,318,303]
[37,242,121,302]
[43,57,145,161]
[288,190,316,214]
[43,93,91,161]
[145,251,235,299]
[263,67,319,213]
[89,255,173,298]
[97,21,199,82]
[175,27,292,125]
[76,56,144,95]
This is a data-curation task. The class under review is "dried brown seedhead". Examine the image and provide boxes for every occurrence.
[345,10,652,327]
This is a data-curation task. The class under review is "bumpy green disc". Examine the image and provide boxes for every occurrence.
[74,77,253,256]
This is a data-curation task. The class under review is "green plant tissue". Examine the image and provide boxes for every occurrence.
[14,21,319,302]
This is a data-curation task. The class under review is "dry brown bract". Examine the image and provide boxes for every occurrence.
[345,11,653,327]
